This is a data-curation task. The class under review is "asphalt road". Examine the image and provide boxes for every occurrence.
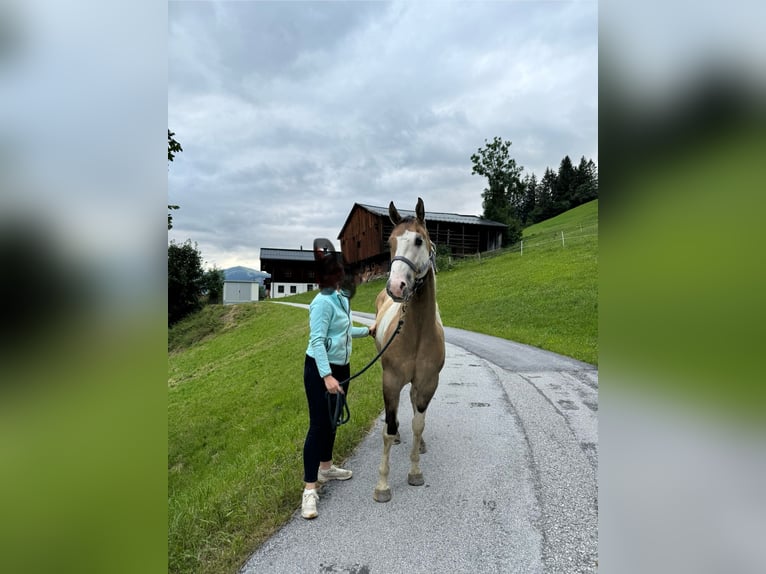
[241,305,598,574]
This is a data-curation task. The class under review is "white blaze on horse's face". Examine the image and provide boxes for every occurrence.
[386,229,430,302]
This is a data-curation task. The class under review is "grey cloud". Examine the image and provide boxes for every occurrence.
[168,1,597,269]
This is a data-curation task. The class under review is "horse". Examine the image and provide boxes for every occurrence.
[372,197,446,503]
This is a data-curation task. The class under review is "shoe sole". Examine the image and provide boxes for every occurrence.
[317,474,352,483]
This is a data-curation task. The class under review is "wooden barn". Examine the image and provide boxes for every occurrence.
[259,248,318,299]
[337,203,507,279]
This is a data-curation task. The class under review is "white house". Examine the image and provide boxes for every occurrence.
[223,266,270,305]
[259,248,318,299]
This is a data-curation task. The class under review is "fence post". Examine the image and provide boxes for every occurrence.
[520,240,523,256]
[561,231,565,247]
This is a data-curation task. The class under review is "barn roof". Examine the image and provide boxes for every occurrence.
[260,248,317,262]
[338,203,507,238]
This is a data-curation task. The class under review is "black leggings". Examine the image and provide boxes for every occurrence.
[303,355,350,483]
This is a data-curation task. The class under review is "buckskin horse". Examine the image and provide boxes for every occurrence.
[372,197,446,503]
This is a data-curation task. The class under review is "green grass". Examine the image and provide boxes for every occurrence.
[168,303,384,574]
[168,200,597,573]
[436,201,598,364]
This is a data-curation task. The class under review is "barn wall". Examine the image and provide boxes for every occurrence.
[339,206,506,276]
[429,223,504,255]
[339,207,386,265]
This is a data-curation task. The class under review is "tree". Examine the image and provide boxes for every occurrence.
[168,130,183,230]
[519,173,538,226]
[200,267,225,305]
[168,130,183,162]
[552,155,576,212]
[530,167,558,223]
[168,240,204,325]
[470,137,523,245]
[572,156,599,206]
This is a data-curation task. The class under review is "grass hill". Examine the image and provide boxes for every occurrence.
[168,199,597,573]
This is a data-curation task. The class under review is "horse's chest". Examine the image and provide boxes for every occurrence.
[376,302,402,346]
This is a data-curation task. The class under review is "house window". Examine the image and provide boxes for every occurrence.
[277,285,285,294]
[307,284,313,291]
[290,285,297,294]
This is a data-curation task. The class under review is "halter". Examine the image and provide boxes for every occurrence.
[387,246,436,299]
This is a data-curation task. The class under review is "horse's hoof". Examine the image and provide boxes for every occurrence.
[373,488,392,503]
[394,433,401,445]
[408,473,424,486]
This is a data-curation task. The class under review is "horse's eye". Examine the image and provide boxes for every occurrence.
[415,237,423,247]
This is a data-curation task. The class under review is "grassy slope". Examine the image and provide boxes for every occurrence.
[168,200,597,573]
[168,304,384,574]
[437,200,598,364]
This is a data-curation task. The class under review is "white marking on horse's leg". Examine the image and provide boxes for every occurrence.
[374,429,396,502]
[408,411,426,486]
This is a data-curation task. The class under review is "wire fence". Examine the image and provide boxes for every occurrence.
[445,222,598,266]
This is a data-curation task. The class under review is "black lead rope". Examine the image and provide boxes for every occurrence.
[326,389,351,430]
[326,318,405,431]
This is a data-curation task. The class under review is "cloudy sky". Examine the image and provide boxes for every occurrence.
[168,1,597,271]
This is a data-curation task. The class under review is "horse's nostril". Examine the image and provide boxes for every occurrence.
[400,282,406,291]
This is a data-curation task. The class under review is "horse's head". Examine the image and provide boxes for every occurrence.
[386,197,434,302]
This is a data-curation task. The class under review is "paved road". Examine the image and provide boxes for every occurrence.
[241,305,598,574]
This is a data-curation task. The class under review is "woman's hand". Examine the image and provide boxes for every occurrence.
[323,375,344,394]
[368,323,377,337]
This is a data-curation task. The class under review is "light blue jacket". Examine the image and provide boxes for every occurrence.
[306,288,369,378]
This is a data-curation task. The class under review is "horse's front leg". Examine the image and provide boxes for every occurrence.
[408,382,435,486]
[373,426,396,502]
[408,409,426,486]
[374,381,400,503]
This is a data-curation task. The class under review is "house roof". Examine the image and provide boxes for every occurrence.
[338,203,507,238]
[260,248,317,262]
[224,266,271,282]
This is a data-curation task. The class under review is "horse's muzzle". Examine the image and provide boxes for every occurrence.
[386,284,409,303]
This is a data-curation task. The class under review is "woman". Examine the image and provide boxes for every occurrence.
[301,239,376,519]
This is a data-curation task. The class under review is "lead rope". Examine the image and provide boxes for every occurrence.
[327,304,408,431]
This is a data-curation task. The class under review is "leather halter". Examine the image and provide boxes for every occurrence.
[390,254,431,279]
[387,248,436,301]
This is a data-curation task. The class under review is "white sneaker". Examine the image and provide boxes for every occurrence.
[317,464,353,483]
[301,489,318,519]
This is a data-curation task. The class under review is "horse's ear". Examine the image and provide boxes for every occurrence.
[389,201,402,225]
[415,197,425,223]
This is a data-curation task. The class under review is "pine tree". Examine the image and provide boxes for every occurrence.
[572,156,598,205]
[553,155,576,212]
[519,173,538,226]
[530,167,558,223]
